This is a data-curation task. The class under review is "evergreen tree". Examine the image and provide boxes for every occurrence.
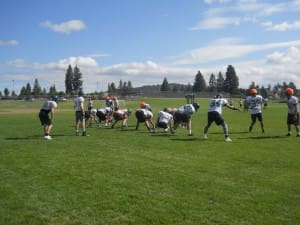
[4,88,10,97]
[216,72,224,92]
[208,73,217,92]
[25,83,32,96]
[65,65,73,95]
[118,80,123,91]
[32,78,42,97]
[160,77,170,91]
[19,86,26,97]
[73,65,83,94]
[127,81,133,92]
[49,85,57,96]
[224,65,239,94]
[193,71,206,92]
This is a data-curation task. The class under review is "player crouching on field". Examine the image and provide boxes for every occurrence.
[39,99,58,140]
[173,103,200,136]
[95,107,113,127]
[155,107,174,133]
[111,107,131,129]
[135,102,155,131]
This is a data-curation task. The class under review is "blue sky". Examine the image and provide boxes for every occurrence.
[1,0,300,94]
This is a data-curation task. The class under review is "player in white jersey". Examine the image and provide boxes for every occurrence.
[246,89,265,133]
[87,108,98,127]
[135,102,155,131]
[155,108,174,133]
[74,90,87,136]
[39,100,58,140]
[111,107,131,129]
[173,103,200,136]
[202,94,240,142]
[285,88,300,137]
[96,107,112,127]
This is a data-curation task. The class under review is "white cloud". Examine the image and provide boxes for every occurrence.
[193,1,290,30]
[267,46,300,64]
[264,20,300,31]
[174,38,300,65]
[41,20,86,34]
[2,42,300,93]
[0,40,18,46]
[189,16,241,30]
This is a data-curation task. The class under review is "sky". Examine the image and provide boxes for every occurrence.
[1,0,300,94]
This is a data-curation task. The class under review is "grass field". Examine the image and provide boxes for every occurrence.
[0,98,299,225]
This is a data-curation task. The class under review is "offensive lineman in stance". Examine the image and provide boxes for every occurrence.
[246,88,265,133]
[155,108,174,133]
[285,87,300,137]
[202,94,240,142]
[111,107,131,129]
[135,102,155,131]
[39,99,57,140]
[173,102,200,136]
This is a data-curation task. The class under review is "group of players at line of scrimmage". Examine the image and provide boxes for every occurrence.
[38,88,300,141]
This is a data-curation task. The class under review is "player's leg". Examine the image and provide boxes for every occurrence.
[249,114,257,132]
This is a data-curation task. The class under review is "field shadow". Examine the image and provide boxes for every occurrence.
[209,131,249,134]
[171,137,198,142]
[5,134,67,140]
[238,135,287,140]
[150,133,174,137]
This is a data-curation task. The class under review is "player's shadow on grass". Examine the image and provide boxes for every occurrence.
[170,137,198,141]
[150,133,175,137]
[5,134,66,140]
[238,135,287,140]
[209,131,249,134]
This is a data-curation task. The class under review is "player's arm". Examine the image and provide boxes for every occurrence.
[225,104,240,111]
[50,108,55,122]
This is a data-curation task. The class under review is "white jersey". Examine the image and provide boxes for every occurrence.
[158,111,173,124]
[208,98,228,114]
[138,108,153,118]
[98,107,112,114]
[90,108,97,116]
[41,100,57,111]
[287,96,299,115]
[246,95,263,114]
[74,96,84,111]
[177,104,195,116]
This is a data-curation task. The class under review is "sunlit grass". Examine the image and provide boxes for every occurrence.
[0,98,299,225]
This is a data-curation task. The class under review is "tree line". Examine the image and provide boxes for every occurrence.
[0,64,298,99]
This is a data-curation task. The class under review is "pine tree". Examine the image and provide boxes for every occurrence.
[217,72,224,92]
[160,77,170,91]
[73,65,83,94]
[193,71,206,92]
[32,78,42,97]
[224,65,239,94]
[208,73,217,92]
[65,65,73,95]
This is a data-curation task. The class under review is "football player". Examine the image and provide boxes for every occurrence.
[155,108,174,133]
[285,88,300,137]
[135,102,155,131]
[202,94,240,142]
[111,107,131,129]
[246,88,265,133]
[173,103,200,136]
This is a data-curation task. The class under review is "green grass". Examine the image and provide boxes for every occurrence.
[0,98,299,225]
